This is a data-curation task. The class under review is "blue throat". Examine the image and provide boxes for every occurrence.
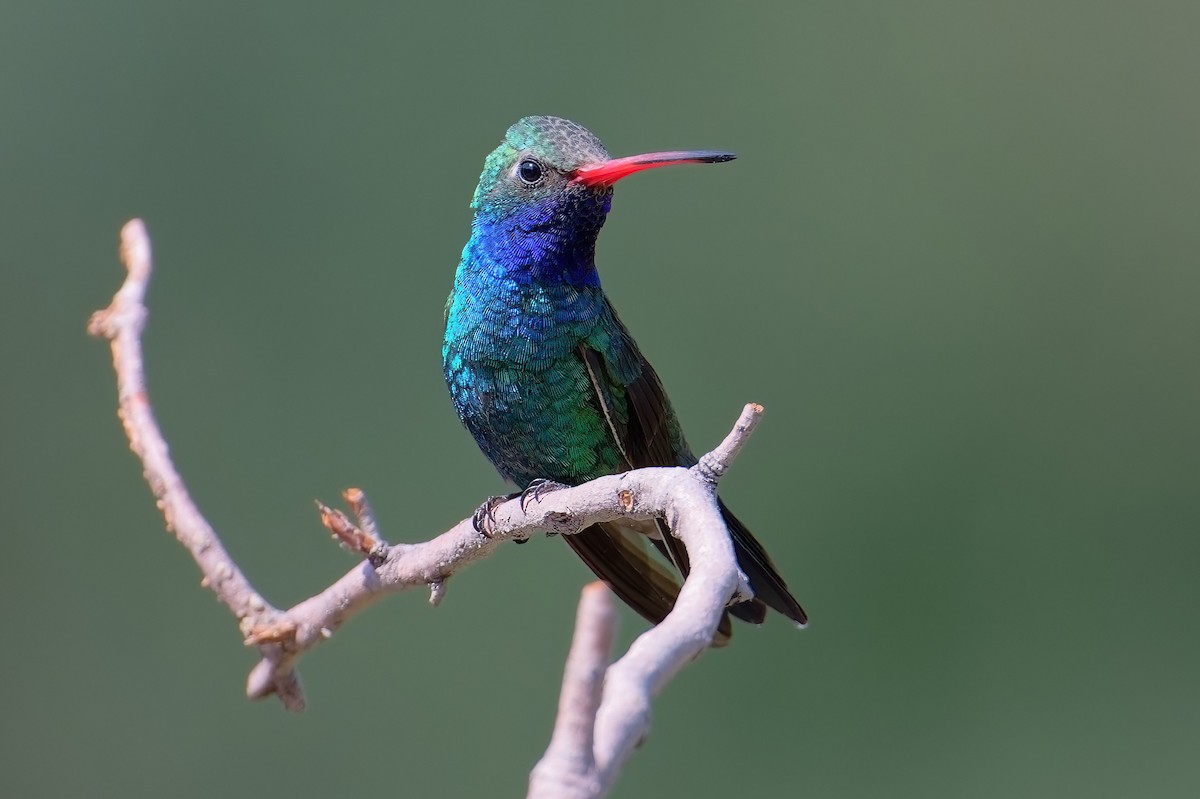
[463,192,612,288]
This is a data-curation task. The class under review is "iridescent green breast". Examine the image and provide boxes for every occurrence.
[443,252,633,485]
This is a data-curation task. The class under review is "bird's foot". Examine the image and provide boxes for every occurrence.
[519,479,569,513]
[472,493,518,538]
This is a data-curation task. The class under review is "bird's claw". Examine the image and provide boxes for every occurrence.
[472,494,513,538]
[472,481,566,540]
[519,479,569,513]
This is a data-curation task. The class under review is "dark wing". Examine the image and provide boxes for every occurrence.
[579,301,805,628]
[579,342,699,576]
[573,305,779,634]
[571,340,734,644]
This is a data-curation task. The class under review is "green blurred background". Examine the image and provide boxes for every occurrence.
[2,2,1197,796]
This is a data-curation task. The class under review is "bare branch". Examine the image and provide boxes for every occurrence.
[527,454,756,798]
[530,583,616,798]
[88,219,296,704]
[92,220,769,796]
[697,402,765,483]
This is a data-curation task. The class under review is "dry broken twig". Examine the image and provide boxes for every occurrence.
[90,219,769,799]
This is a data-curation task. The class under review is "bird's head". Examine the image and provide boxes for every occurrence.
[470,116,735,228]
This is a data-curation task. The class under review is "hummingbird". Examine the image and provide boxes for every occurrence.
[442,116,806,643]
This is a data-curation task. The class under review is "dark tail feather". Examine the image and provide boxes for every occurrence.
[720,499,808,627]
[648,518,769,628]
[566,522,734,645]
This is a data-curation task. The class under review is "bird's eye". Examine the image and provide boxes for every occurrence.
[517,159,543,185]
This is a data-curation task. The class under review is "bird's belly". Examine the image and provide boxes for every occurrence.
[444,351,625,487]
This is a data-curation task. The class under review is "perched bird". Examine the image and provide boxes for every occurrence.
[443,116,806,643]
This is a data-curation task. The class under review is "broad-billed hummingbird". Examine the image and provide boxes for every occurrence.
[443,116,806,643]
